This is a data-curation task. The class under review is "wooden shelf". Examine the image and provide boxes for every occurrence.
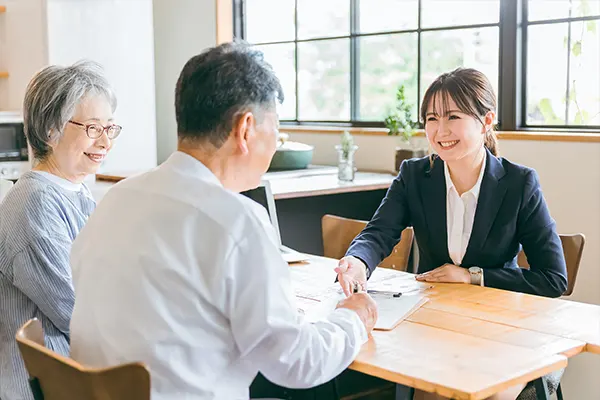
[0,6,6,13]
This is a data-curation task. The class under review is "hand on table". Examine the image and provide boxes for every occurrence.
[416,264,470,284]
[336,292,378,333]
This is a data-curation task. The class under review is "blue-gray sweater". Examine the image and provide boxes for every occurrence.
[0,171,95,400]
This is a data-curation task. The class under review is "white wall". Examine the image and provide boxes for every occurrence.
[45,0,157,171]
[153,0,217,163]
[0,0,157,171]
[0,0,48,111]
[288,131,600,399]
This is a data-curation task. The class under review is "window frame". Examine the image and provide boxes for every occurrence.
[233,0,600,131]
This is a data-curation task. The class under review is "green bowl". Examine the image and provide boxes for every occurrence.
[269,141,314,171]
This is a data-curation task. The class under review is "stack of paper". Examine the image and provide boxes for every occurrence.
[290,265,431,330]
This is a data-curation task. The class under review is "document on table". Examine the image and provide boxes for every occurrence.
[290,265,432,330]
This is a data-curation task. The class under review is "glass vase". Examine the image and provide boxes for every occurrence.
[335,144,358,182]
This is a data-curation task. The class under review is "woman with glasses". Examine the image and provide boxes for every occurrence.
[0,60,120,400]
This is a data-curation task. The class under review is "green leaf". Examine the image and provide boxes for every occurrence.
[538,98,563,125]
[574,110,590,125]
[587,21,597,34]
[572,41,582,57]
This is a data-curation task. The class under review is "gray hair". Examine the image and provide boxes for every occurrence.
[23,60,117,162]
[176,41,284,148]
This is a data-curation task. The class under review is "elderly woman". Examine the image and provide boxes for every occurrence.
[0,61,120,400]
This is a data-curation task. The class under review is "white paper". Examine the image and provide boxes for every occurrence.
[290,265,431,329]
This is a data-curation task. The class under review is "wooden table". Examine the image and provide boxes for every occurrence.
[291,257,600,400]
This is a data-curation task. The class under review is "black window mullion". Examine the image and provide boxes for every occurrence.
[232,0,245,39]
[520,0,529,128]
[417,0,423,124]
[350,0,360,121]
[498,0,522,131]
[294,0,299,122]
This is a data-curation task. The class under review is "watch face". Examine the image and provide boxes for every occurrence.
[469,267,481,274]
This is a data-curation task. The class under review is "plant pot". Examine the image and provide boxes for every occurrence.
[395,147,427,172]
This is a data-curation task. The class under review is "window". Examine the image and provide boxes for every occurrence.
[235,0,599,130]
[525,0,600,127]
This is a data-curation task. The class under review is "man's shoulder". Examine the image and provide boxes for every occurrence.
[102,168,272,242]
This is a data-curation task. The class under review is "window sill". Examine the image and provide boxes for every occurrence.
[280,125,600,143]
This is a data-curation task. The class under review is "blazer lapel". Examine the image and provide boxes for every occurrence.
[462,148,508,266]
[418,157,451,262]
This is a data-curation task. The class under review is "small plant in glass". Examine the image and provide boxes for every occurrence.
[335,131,358,182]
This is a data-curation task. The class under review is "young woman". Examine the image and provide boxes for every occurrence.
[336,68,567,400]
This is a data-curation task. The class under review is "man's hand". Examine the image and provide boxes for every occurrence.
[335,256,368,297]
[336,292,378,333]
[416,264,470,283]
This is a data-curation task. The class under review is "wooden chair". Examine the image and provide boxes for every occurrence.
[321,214,414,272]
[15,319,150,400]
[518,234,584,400]
[517,233,585,296]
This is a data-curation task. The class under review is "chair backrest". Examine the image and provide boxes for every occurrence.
[16,319,151,400]
[0,179,14,203]
[517,233,585,296]
[321,214,414,271]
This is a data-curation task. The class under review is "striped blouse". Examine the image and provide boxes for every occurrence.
[0,171,95,400]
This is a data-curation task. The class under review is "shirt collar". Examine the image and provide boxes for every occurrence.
[32,171,83,192]
[162,151,224,188]
[444,150,487,199]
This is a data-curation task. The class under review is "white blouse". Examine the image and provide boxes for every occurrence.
[444,151,486,266]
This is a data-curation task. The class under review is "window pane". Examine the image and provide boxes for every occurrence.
[360,0,418,33]
[421,27,499,105]
[297,0,349,40]
[528,0,600,21]
[359,33,418,121]
[298,39,350,120]
[526,23,569,125]
[245,0,295,43]
[255,43,297,120]
[567,20,600,125]
[421,0,500,28]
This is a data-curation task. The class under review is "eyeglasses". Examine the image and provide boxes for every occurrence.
[68,120,122,140]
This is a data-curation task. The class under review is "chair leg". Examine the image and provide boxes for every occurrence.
[532,377,550,400]
[556,383,563,400]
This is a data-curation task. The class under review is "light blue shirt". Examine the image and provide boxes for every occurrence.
[0,171,95,400]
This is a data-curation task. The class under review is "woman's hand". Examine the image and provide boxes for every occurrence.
[335,256,368,297]
[416,264,470,283]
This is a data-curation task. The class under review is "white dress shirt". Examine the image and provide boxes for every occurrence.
[444,152,486,266]
[69,151,367,400]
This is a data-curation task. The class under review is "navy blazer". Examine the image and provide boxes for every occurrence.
[347,148,568,298]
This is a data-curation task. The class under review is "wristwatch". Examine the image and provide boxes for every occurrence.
[468,266,484,286]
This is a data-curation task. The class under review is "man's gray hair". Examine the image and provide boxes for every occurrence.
[23,60,117,162]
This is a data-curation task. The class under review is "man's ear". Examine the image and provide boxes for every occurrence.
[232,111,255,155]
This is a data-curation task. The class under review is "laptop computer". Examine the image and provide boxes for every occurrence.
[241,180,309,263]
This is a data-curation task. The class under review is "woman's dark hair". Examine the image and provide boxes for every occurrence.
[420,67,498,156]
[175,41,284,148]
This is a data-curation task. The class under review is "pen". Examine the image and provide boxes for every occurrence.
[367,289,402,297]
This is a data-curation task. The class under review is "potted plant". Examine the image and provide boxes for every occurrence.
[384,85,427,172]
[335,131,358,181]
